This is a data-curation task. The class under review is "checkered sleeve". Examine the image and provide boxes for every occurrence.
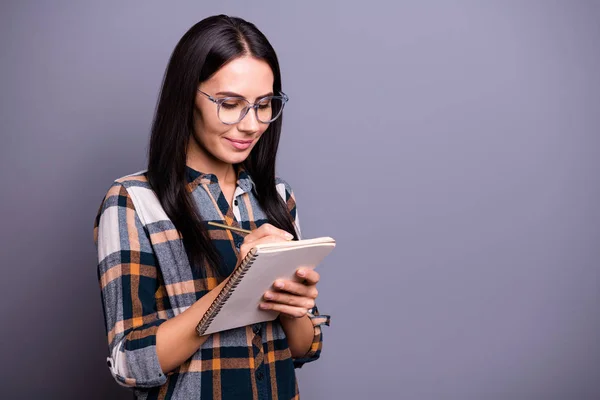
[276,178,331,369]
[293,305,330,369]
[94,182,168,388]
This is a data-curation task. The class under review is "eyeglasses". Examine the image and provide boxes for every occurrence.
[198,90,289,125]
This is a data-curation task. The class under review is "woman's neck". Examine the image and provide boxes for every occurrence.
[186,141,237,185]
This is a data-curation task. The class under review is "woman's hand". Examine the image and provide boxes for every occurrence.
[260,268,320,319]
[238,223,294,261]
[240,223,318,357]
[237,223,320,319]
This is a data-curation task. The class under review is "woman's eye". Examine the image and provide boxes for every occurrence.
[221,102,239,109]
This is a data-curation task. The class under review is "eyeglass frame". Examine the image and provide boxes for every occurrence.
[197,89,289,125]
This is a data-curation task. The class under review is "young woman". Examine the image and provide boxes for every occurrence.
[94,14,329,400]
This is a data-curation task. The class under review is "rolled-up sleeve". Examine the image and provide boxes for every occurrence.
[293,305,331,368]
[94,182,167,388]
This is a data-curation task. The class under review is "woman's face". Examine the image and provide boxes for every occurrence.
[191,56,275,169]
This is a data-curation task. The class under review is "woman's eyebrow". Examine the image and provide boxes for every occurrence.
[215,91,274,98]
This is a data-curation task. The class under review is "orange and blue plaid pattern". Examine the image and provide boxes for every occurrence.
[93,166,329,399]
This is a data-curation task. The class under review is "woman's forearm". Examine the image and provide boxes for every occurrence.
[279,314,314,358]
[155,277,230,374]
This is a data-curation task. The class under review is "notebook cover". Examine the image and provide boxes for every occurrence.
[196,238,335,336]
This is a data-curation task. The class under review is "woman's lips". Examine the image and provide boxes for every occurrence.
[224,138,253,150]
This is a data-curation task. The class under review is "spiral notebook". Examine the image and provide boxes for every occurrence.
[195,236,336,336]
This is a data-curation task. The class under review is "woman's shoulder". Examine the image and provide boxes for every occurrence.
[96,170,167,226]
[97,170,153,210]
[112,170,151,189]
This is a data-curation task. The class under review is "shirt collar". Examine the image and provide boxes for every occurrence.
[186,164,255,193]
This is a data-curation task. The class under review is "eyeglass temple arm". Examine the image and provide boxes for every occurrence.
[197,90,217,102]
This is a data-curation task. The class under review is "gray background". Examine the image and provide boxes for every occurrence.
[1,1,599,399]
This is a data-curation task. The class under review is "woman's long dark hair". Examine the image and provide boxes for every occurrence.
[147,15,297,276]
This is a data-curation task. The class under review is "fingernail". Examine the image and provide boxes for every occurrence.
[259,303,269,309]
[274,281,284,289]
[264,292,273,300]
[297,269,306,277]
[285,232,294,240]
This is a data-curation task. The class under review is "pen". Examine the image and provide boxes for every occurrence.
[207,221,252,235]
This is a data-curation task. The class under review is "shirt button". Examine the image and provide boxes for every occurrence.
[256,371,264,380]
[234,199,238,206]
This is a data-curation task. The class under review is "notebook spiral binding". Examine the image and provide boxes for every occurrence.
[195,248,259,336]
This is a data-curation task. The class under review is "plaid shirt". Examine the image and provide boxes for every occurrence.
[94,166,329,399]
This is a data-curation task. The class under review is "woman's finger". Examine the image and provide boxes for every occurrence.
[259,302,308,319]
[255,223,294,241]
[263,290,315,309]
[295,268,320,285]
[272,279,318,299]
[242,224,292,247]
[239,234,288,259]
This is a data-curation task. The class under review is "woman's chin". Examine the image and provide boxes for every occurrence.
[218,150,251,165]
